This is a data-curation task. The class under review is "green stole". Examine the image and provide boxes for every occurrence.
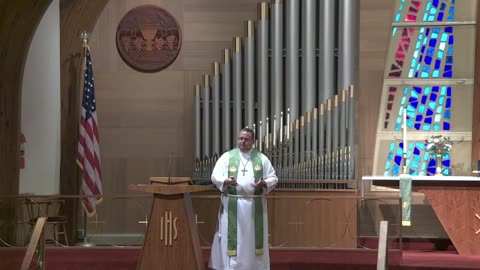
[227,148,264,256]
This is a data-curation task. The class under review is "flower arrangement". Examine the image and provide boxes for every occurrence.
[425,135,453,155]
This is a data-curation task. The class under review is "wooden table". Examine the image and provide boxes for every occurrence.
[362,176,480,255]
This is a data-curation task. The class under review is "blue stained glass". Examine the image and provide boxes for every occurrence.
[448,46,453,54]
[416,41,422,49]
[432,70,439,78]
[427,109,434,116]
[395,14,401,21]
[396,146,403,155]
[444,122,450,130]
[448,35,454,45]
[426,28,430,35]
[385,161,391,170]
[410,101,418,108]
[421,46,425,53]
[449,6,455,15]
[427,48,435,56]
[443,71,453,77]
[409,70,415,78]
[424,56,432,64]
[437,51,444,58]
[433,0,439,6]
[445,26,453,33]
[445,65,452,71]
[452,0,456,4]
[411,58,417,68]
[392,165,399,175]
[407,120,414,128]
[414,123,421,130]
[411,161,419,169]
[439,96,444,105]
[437,13,444,21]
[436,106,443,114]
[427,1,432,9]
[424,66,431,73]
[419,105,425,113]
[418,143,425,150]
[441,86,447,95]
[440,3,446,10]
[435,59,441,69]
[394,123,400,131]
[441,33,448,42]
[423,125,431,131]
[418,55,423,63]
[424,86,431,94]
[444,110,451,119]
[413,86,421,93]
[411,88,419,96]
[433,28,440,34]
[430,93,437,101]
[421,72,429,78]
[432,86,439,92]
[428,15,435,22]
[448,15,454,21]
[446,99,451,108]
[409,97,417,103]
[387,152,393,160]
[394,155,402,165]
[414,147,420,155]
[430,7,437,14]
[416,115,423,121]
[447,87,452,96]
[423,13,429,21]
[446,56,453,64]
[392,28,397,36]
[389,143,395,151]
[421,96,427,104]
[434,124,440,131]
[425,117,432,124]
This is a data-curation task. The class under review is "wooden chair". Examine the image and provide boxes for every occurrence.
[25,197,69,246]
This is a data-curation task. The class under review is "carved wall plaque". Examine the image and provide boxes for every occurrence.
[116,5,182,72]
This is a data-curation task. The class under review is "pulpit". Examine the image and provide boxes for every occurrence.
[129,177,214,270]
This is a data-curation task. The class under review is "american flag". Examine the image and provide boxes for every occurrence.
[77,46,103,217]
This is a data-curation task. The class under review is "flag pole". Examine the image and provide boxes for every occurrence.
[75,31,96,247]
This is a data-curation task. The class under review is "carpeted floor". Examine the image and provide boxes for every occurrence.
[2,241,480,270]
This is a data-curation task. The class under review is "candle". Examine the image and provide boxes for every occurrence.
[280,112,283,143]
[286,108,290,140]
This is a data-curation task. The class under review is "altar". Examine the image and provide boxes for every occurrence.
[362,175,480,255]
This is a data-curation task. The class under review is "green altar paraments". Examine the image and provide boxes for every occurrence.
[227,148,264,256]
[399,174,412,226]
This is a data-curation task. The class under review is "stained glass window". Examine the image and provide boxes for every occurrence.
[376,0,475,177]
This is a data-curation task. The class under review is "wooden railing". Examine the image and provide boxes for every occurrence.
[21,217,46,270]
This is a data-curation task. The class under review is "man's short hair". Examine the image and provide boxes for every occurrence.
[240,127,255,140]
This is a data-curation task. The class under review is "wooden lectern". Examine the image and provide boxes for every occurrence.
[129,177,214,270]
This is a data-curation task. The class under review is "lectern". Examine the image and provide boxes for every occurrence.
[129,177,214,270]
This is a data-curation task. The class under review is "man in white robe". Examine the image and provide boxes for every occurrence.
[209,128,278,270]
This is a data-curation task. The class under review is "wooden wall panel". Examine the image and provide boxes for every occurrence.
[357,1,394,180]
[59,0,110,243]
[472,2,480,163]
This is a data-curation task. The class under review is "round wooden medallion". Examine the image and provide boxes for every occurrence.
[116,5,182,72]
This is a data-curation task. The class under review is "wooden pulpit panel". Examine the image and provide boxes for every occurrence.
[419,186,480,255]
[138,193,203,270]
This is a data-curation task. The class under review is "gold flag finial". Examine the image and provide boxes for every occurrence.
[81,31,89,47]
